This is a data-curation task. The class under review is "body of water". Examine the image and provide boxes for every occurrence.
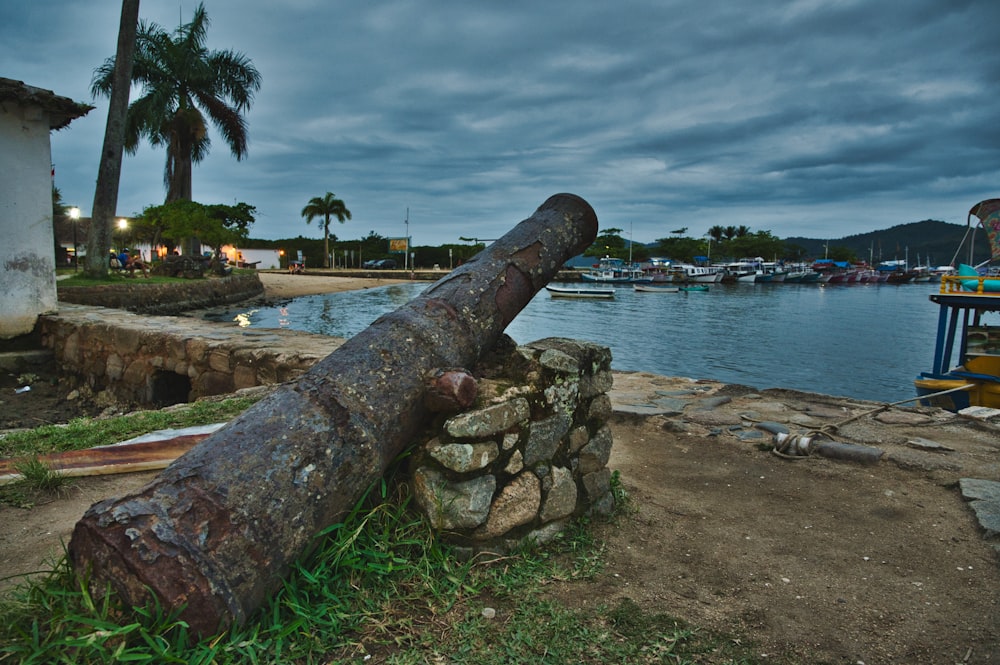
[211,280,981,404]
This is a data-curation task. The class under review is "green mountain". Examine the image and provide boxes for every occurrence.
[785,220,991,266]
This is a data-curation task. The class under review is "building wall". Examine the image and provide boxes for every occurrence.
[0,101,58,338]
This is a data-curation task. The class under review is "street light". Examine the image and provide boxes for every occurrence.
[117,218,128,253]
[68,207,80,272]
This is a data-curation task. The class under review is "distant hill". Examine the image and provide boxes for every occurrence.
[785,220,991,266]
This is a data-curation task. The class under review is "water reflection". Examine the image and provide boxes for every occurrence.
[209,281,952,403]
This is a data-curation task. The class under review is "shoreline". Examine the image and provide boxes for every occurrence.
[255,271,417,300]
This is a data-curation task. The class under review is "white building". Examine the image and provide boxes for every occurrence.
[0,78,91,339]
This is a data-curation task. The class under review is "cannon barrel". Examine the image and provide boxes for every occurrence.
[69,193,598,635]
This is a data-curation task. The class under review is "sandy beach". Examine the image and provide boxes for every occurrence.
[255,271,417,299]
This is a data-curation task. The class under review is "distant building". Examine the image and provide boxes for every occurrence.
[0,78,91,339]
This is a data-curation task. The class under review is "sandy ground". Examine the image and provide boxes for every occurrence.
[1,272,999,663]
[254,270,417,299]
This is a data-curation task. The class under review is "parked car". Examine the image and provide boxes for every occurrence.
[365,258,397,269]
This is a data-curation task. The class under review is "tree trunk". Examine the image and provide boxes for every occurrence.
[69,193,598,636]
[84,0,139,278]
[323,217,330,268]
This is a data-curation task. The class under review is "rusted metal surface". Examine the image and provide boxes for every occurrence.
[424,369,479,413]
[69,193,598,636]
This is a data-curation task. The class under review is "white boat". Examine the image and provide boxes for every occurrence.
[633,284,680,293]
[581,256,646,283]
[669,264,723,283]
[545,285,615,299]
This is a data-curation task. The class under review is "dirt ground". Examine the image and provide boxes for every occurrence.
[1,272,998,663]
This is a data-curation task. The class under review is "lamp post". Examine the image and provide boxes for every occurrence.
[117,218,128,253]
[69,207,81,271]
[404,207,409,271]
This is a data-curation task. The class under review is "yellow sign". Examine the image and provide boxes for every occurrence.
[389,237,409,253]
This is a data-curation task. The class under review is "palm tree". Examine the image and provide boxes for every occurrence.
[301,193,352,268]
[91,3,261,208]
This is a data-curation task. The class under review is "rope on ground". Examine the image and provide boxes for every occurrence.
[748,383,975,460]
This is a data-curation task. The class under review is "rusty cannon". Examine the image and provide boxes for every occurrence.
[69,193,598,635]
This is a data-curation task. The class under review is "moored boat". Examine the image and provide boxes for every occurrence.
[633,283,680,293]
[581,256,646,283]
[680,284,709,292]
[545,285,616,299]
[915,199,1000,411]
[669,263,724,283]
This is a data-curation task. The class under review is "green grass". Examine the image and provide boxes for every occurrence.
[0,458,71,509]
[0,406,765,664]
[0,396,258,460]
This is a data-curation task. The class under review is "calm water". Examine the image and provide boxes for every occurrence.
[210,280,968,403]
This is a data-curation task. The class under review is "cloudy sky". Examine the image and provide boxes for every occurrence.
[6,1,999,247]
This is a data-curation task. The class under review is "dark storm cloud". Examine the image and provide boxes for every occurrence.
[4,0,998,244]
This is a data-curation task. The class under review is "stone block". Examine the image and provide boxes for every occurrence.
[208,348,232,373]
[232,364,259,391]
[106,353,125,381]
[112,326,143,355]
[538,348,580,374]
[429,441,500,473]
[581,467,612,504]
[578,424,613,474]
[586,394,612,423]
[567,425,589,453]
[413,467,495,530]
[523,412,572,466]
[579,369,613,398]
[475,472,540,540]
[445,397,530,439]
[195,370,234,397]
[539,466,577,522]
[504,449,524,475]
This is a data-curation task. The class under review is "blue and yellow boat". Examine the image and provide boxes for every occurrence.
[915,199,1000,411]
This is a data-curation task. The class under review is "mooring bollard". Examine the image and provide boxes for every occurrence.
[69,193,598,636]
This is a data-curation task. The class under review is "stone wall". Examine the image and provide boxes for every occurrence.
[410,336,615,554]
[37,304,342,407]
[57,273,264,315]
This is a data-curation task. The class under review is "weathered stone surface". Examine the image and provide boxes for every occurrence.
[695,395,732,410]
[582,467,612,505]
[580,370,614,399]
[578,424,613,474]
[521,520,569,547]
[504,449,524,475]
[567,425,589,453]
[106,353,124,380]
[413,467,496,530]
[959,478,1000,538]
[906,437,955,452]
[429,441,500,473]
[540,466,577,522]
[476,472,541,539]
[544,379,580,411]
[502,432,519,450]
[875,410,934,425]
[586,394,612,423]
[684,410,744,426]
[523,412,572,466]
[445,398,530,439]
[538,348,579,374]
